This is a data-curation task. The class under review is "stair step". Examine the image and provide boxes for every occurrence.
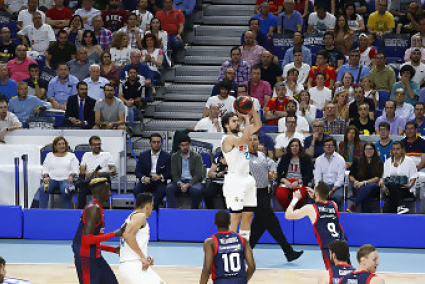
[184,55,228,65]
[154,111,202,119]
[185,45,231,57]
[195,25,247,37]
[176,65,221,76]
[156,102,206,112]
[201,15,251,25]
[192,36,242,46]
[203,5,255,16]
[174,75,218,84]
[211,0,256,4]
[164,93,211,101]
[144,120,197,131]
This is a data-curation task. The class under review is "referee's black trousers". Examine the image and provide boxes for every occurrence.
[249,187,295,255]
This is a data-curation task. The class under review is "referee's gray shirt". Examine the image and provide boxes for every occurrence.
[249,151,269,188]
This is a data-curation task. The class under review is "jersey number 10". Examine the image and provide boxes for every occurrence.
[222,253,241,273]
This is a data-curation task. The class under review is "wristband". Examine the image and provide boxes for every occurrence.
[290,197,299,207]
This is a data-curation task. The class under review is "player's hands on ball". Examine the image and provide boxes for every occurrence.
[114,223,127,237]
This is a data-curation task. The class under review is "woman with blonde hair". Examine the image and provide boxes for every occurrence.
[360,76,379,107]
[333,90,349,121]
[296,90,317,124]
[335,72,354,102]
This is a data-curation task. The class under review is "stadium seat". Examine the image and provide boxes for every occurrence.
[200,152,212,168]
[378,90,390,110]
[41,144,53,164]
[386,57,403,64]
[316,109,323,118]
[368,0,376,13]
[261,125,278,133]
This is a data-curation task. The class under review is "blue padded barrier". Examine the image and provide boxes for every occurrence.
[261,125,278,133]
[293,217,317,245]
[258,212,293,244]
[0,206,23,238]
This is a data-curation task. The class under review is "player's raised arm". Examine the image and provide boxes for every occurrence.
[200,238,214,284]
[248,108,262,135]
[243,238,256,282]
[285,190,316,223]
[122,213,150,270]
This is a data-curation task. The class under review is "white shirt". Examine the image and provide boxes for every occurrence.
[133,9,154,32]
[5,0,27,13]
[282,62,310,85]
[150,150,160,175]
[360,47,374,67]
[383,156,418,192]
[348,14,363,31]
[18,9,46,29]
[395,102,415,122]
[271,82,304,100]
[75,7,101,30]
[80,152,115,173]
[309,86,332,109]
[194,117,222,133]
[120,212,150,262]
[314,152,346,187]
[308,12,336,35]
[18,24,55,53]
[275,132,305,149]
[205,96,235,117]
[296,105,317,124]
[400,62,425,86]
[84,76,110,100]
[145,30,168,53]
[278,116,309,133]
[0,111,22,131]
[43,152,80,180]
[110,47,132,66]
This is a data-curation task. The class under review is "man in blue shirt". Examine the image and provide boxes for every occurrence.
[0,64,17,101]
[277,0,303,34]
[8,82,49,124]
[374,122,394,163]
[282,32,312,66]
[120,50,154,85]
[47,63,79,110]
[304,119,330,161]
[253,1,277,37]
[173,0,196,31]
[336,49,369,85]
[411,102,425,135]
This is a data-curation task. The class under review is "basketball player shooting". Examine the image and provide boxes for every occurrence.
[221,99,262,240]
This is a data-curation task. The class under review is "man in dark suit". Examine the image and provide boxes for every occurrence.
[166,135,204,209]
[134,133,171,210]
[63,81,96,128]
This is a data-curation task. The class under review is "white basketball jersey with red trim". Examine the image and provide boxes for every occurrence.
[120,212,150,262]
[221,134,250,174]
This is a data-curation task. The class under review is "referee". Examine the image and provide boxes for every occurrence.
[248,133,303,262]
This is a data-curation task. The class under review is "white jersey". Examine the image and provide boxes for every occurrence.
[360,47,373,67]
[120,212,150,262]
[221,134,249,175]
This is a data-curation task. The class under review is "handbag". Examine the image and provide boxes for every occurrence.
[384,175,409,186]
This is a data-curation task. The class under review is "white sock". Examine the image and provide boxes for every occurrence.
[239,230,250,240]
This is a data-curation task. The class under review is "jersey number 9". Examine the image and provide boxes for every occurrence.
[327,223,340,238]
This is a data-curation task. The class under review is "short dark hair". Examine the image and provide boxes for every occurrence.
[415,102,425,108]
[214,209,230,228]
[57,29,68,37]
[315,181,330,200]
[251,65,261,72]
[237,84,247,92]
[28,63,39,71]
[357,244,376,263]
[221,111,236,132]
[0,94,7,104]
[385,100,396,108]
[77,81,88,89]
[286,101,298,111]
[57,62,69,69]
[329,240,350,262]
[127,66,138,74]
[179,135,191,144]
[405,121,417,129]
[230,46,241,55]
[400,64,416,78]
[220,79,233,91]
[0,256,5,266]
[316,71,326,79]
[135,192,153,208]
[293,31,303,40]
[379,121,390,130]
[323,31,334,39]
[248,18,259,26]
[89,135,101,144]
[354,85,364,93]
[323,136,337,148]
[317,50,328,59]
[104,83,115,91]
[293,46,302,54]
[150,133,162,142]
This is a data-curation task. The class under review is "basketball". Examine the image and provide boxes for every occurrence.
[233,96,253,114]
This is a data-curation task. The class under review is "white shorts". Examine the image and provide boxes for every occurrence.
[223,173,257,212]
[119,261,166,284]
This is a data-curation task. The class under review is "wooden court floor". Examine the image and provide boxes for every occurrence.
[6,264,425,284]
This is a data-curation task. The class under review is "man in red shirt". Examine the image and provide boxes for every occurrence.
[156,0,185,63]
[46,0,72,33]
[101,0,129,33]
[254,0,283,16]
[307,50,336,90]
[264,81,295,125]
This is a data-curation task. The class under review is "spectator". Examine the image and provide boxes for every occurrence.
[334,14,355,56]
[0,28,16,63]
[134,132,171,209]
[297,90,317,124]
[243,65,272,108]
[322,31,345,70]
[307,50,337,89]
[282,47,310,86]
[314,136,346,208]
[65,15,84,47]
[241,18,269,49]
[203,151,227,209]
[211,68,238,97]
[276,138,314,210]
[79,136,116,209]
[275,115,305,158]
[338,125,363,169]
[400,48,425,87]
[264,82,295,125]
[102,0,128,32]
[46,0,72,33]
[393,88,415,122]
[94,84,126,129]
[349,102,376,135]
[375,100,406,135]
[309,71,332,110]
[323,103,346,134]
[282,68,304,100]
[155,0,185,63]
[404,34,425,62]
[411,102,425,135]
[166,135,203,209]
[282,31,312,66]
[0,2,12,23]
[254,0,283,16]
[203,79,235,118]
[343,2,365,33]
[17,11,55,54]
[294,0,309,18]
[360,76,379,107]
[334,72,354,101]
[81,30,102,64]
[349,85,376,120]
[39,0,54,10]
[240,31,266,68]
[380,141,417,214]
[389,0,421,19]
[333,90,350,121]
[118,13,143,51]
[141,33,163,84]
[0,64,17,101]
[307,3,336,35]
[347,142,383,213]
[278,100,310,134]
[92,15,113,51]
[304,119,330,161]
[195,104,222,133]
[47,63,79,110]
[7,45,37,83]
[38,136,79,209]
[277,0,303,34]
[118,66,146,127]
[84,64,110,101]
[146,17,170,66]
[258,50,282,90]
[173,0,196,31]
[46,30,77,70]
[75,0,101,31]
[336,49,370,86]
[68,46,95,82]
[253,1,277,38]
[314,0,335,14]
[133,0,154,33]
[367,0,395,35]
[17,0,46,30]
[402,121,425,173]
[120,50,154,87]
[369,53,396,91]
[218,47,250,85]
[4,0,26,17]
[100,51,120,88]
[396,2,422,36]
[63,81,96,129]
[358,33,377,67]
[236,84,261,111]
[0,96,22,142]
[23,63,48,101]
[374,121,394,162]
[9,82,48,124]
[390,64,419,105]
[110,32,132,68]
